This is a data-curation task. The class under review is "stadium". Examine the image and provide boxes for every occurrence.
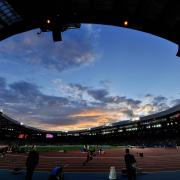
[1,0,180,180]
[1,104,180,179]
[1,104,180,146]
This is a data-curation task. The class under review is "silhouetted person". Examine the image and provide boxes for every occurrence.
[83,150,93,166]
[124,148,136,180]
[25,150,39,180]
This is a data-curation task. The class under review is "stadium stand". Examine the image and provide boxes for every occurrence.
[0,105,180,146]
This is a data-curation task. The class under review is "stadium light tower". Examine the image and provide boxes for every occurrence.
[40,16,81,42]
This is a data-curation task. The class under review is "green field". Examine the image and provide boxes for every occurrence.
[18,145,123,152]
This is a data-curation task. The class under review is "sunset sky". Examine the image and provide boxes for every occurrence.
[0,24,180,131]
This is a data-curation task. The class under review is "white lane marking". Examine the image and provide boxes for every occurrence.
[6,153,180,159]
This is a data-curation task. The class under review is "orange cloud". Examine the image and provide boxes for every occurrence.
[45,108,131,131]
[18,104,164,131]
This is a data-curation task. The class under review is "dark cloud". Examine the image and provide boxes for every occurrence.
[4,81,70,108]
[87,89,109,101]
[87,88,141,107]
[56,81,142,108]
[68,83,89,99]
[0,78,73,124]
[145,94,153,98]
[28,114,78,126]
[153,95,167,105]
[0,27,99,72]
[137,95,170,117]
[9,81,41,96]
[0,77,6,89]
[69,83,88,91]
[102,96,123,103]
[145,94,167,105]
[156,103,169,111]
[171,99,180,106]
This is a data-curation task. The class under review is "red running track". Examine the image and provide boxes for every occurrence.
[1,148,180,172]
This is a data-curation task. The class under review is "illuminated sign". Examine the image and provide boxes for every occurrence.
[46,134,53,139]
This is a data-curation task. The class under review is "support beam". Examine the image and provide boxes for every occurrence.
[176,45,180,57]
[52,30,62,42]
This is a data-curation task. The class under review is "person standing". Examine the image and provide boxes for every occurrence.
[25,149,39,180]
[124,148,136,180]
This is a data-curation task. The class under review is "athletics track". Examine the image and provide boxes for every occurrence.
[1,148,180,179]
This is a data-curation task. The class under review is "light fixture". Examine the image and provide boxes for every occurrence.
[46,19,51,24]
[124,20,128,26]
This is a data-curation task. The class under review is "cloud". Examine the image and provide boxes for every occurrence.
[171,99,180,106]
[0,78,74,127]
[87,89,141,109]
[68,107,133,129]
[144,94,168,104]
[0,77,6,90]
[9,81,41,97]
[53,79,90,101]
[136,94,170,117]
[84,24,101,39]
[153,95,167,105]
[54,80,142,108]
[99,80,112,89]
[87,89,109,101]
[0,25,100,72]
[0,77,178,131]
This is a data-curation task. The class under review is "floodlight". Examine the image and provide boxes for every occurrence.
[124,20,128,26]
[47,19,51,24]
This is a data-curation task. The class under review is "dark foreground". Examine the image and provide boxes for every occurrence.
[1,170,180,180]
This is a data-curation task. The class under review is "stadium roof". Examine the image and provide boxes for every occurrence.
[141,104,180,121]
[0,0,180,55]
[0,112,46,133]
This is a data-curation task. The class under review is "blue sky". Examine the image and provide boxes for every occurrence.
[0,24,180,131]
